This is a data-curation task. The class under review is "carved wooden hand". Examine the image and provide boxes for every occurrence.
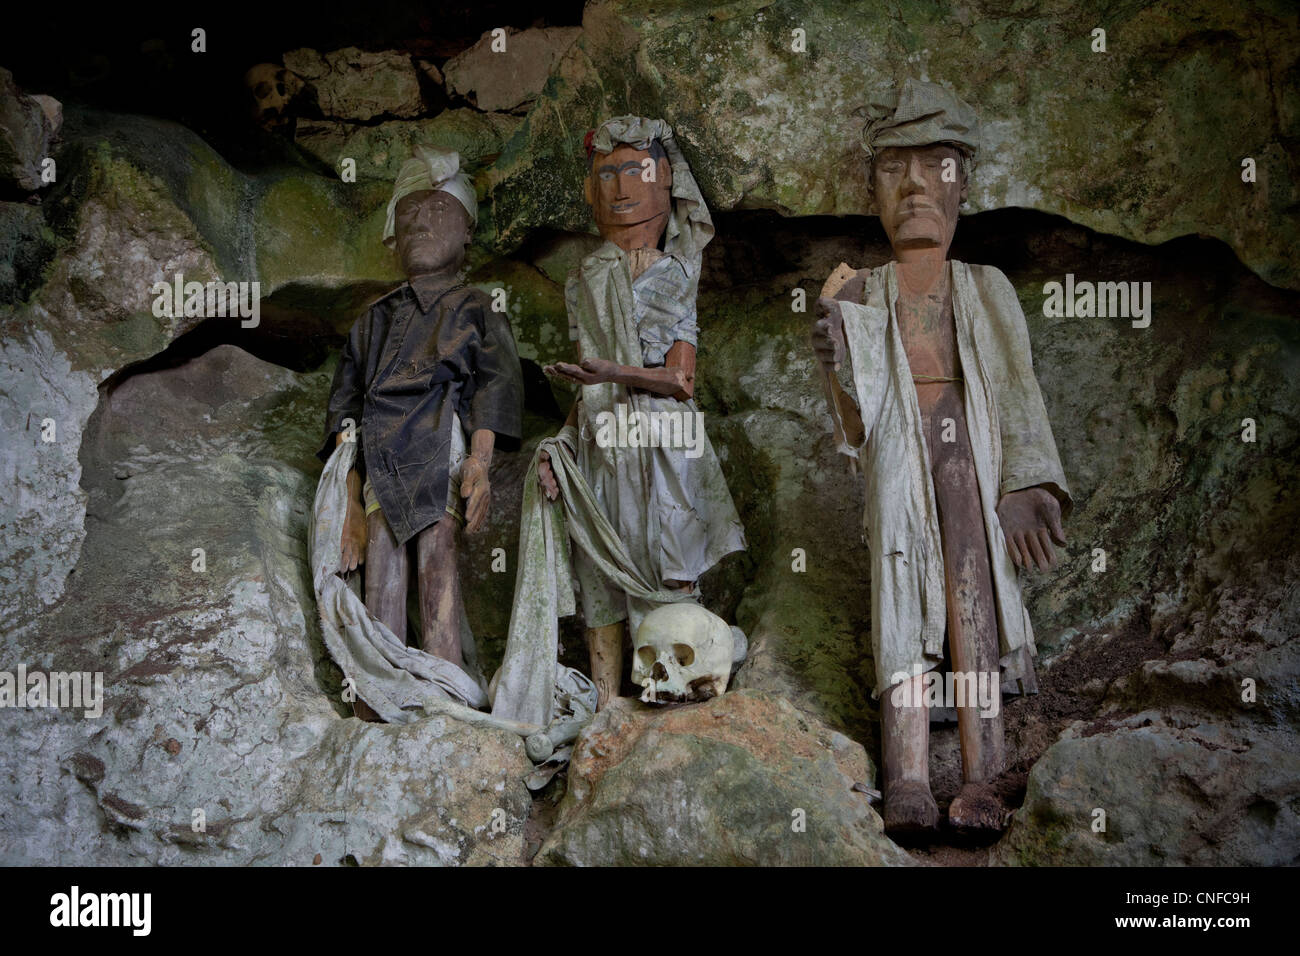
[537,449,560,502]
[460,455,491,534]
[544,357,617,386]
[812,297,847,370]
[337,431,367,573]
[996,486,1067,571]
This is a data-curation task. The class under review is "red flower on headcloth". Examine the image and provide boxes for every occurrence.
[583,129,595,158]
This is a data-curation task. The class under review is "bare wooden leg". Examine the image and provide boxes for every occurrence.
[357,508,409,721]
[880,673,940,837]
[586,621,625,711]
[353,696,383,723]
[416,516,463,666]
[930,387,1006,832]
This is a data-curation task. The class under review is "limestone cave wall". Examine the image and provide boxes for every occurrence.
[0,0,1296,866]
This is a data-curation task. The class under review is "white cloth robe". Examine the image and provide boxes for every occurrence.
[832,260,1072,698]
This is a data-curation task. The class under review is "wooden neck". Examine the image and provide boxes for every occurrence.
[894,248,949,298]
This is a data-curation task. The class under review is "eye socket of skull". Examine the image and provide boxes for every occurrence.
[637,646,656,670]
[672,643,695,667]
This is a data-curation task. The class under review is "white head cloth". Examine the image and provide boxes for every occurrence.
[382,145,478,248]
[587,115,714,265]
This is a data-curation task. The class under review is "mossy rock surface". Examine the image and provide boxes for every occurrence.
[488,0,1300,289]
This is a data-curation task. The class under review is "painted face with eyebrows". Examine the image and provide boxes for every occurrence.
[586,142,673,236]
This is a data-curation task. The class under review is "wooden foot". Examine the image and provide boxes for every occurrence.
[948,780,1005,835]
[883,779,940,842]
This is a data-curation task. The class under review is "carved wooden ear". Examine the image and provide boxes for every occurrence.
[583,172,594,207]
[658,156,672,190]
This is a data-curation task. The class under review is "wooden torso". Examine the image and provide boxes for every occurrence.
[894,265,960,417]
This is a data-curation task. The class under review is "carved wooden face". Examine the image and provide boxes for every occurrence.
[584,143,673,238]
[394,189,471,278]
[873,144,967,256]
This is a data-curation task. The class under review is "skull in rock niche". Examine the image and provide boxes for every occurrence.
[632,603,734,704]
[244,63,301,129]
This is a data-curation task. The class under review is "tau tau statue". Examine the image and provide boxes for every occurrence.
[811,80,1072,838]
[538,116,746,710]
[318,146,523,721]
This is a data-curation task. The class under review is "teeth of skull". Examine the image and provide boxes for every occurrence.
[640,679,657,703]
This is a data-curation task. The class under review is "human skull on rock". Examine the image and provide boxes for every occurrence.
[243,63,302,130]
[632,603,734,704]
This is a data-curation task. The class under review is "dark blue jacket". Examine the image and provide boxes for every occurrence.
[317,274,523,545]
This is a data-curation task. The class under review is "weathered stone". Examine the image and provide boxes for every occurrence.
[284,47,424,121]
[0,126,225,635]
[0,331,98,634]
[487,0,1300,290]
[0,104,422,640]
[0,200,56,304]
[527,232,604,286]
[994,716,1300,866]
[30,95,62,136]
[0,67,60,192]
[2,8,1297,867]
[443,27,581,113]
[252,168,397,289]
[294,110,521,183]
[0,344,533,866]
[50,108,399,295]
[417,59,444,88]
[536,689,909,865]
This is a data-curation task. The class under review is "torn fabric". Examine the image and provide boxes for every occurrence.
[490,425,698,727]
[310,437,493,721]
[830,260,1071,697]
